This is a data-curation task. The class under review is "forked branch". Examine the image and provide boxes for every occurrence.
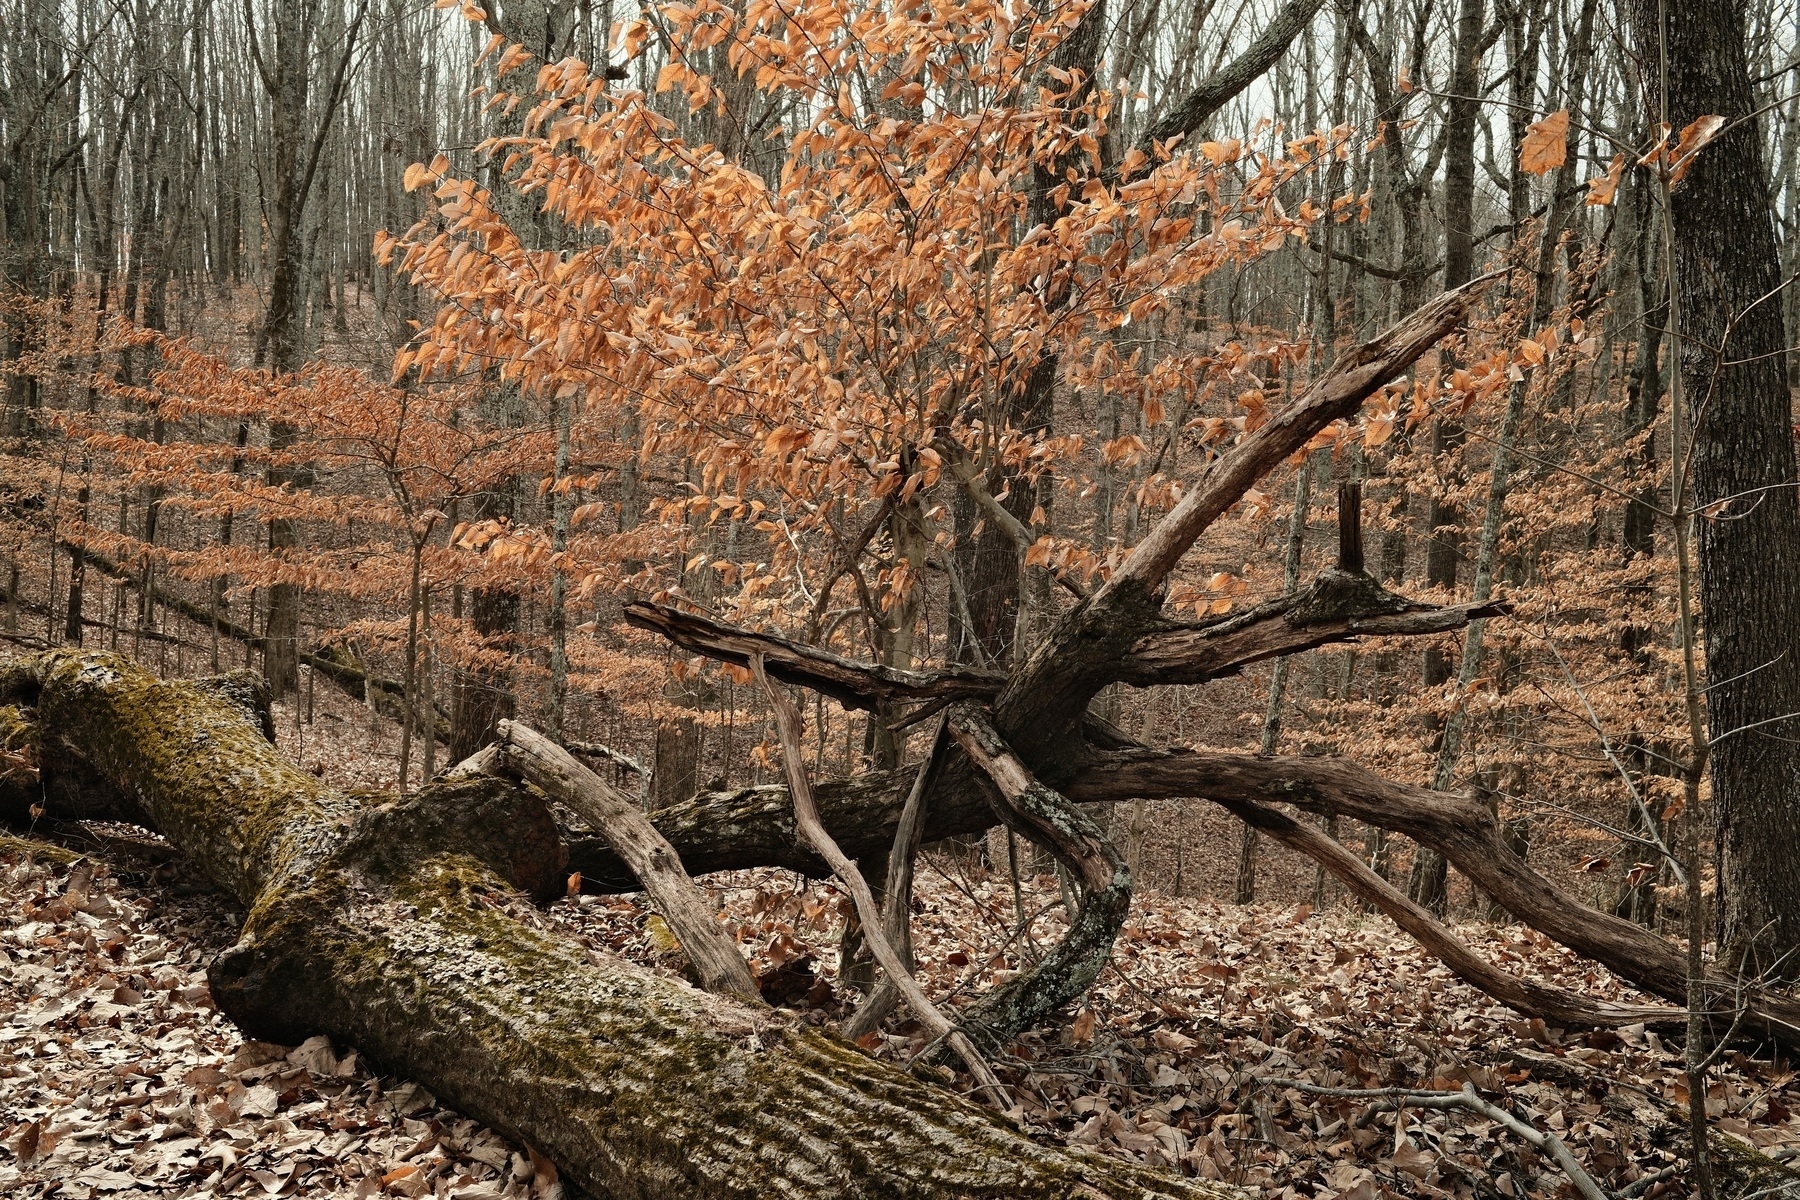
[752,657,1010,1109]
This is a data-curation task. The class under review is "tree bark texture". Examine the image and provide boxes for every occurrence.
[6,649,1230,1200]
[1640,0,1800,979]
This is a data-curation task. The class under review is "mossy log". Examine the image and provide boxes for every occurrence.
[9,649,1230,1200]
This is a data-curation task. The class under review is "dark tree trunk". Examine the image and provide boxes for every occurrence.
[448,579,519,762]
[1408,0,1486,915]
[1642,0,1800,978]
[249,0,366,698]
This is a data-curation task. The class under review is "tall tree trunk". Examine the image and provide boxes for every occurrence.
[1638,0,1800,979]
[1409,0,1486,914]
[248,0,367,698]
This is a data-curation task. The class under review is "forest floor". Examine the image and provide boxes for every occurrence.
[0,623,1793,1198]
[5,818,1800,1200]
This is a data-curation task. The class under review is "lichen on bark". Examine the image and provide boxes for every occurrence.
[15,649,1235,1200]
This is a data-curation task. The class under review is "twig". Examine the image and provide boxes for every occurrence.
[1618,1165,1680,1198]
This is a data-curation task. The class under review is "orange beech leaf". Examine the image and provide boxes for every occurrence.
[1670,114,1727,183]
[1519,109,1569,175]
[1585,153,1626,206]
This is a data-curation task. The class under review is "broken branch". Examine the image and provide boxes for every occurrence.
[488,719,760,1002]
[752,657,1010,1108]
[625,601,1003,712]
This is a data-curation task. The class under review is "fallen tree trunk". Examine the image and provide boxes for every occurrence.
[9,648,1230,1200]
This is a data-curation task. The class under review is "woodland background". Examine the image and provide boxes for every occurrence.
[4,0,1800,1193]
[1,0,1772,916]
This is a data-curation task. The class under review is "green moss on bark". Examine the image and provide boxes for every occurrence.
[28,649,1237,1200]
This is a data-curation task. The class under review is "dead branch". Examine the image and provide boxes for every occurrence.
[1070,746,1800,1041]
[486,719,760,1002]
[1092,271,1501,605]
[624,601,1003,712]
[946,705,1134,1051]
[752,657,1010,1108]
[1217,795,1685,1030]
[1119,574,1508,687]
[844,717,946,1041]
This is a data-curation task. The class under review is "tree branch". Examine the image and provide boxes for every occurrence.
[1118,572,1507,687]
[1095,271,1500,605]
[623,601,1004,711]
[753,660,1009,1108]
[1217,794,1683,1031]
[946,705,1132,1051]
[1141,0,1330,150]
[486,720,761,1002]
[1067,746,1800,1042]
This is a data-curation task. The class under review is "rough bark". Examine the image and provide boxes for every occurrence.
[1141,0,1329,150]
[9,649,1229,1200]
[947,708,1134,1053]
[1640,0,1800,980]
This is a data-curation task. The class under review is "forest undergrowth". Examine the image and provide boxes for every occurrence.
[5,811,1798,1200]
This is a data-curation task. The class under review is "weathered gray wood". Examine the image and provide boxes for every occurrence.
[489,719,761,1003]
[754,659,1008,1107]
[13,649,1232,1200]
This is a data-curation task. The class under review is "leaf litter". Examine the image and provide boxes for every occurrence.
[6,834,1800,1198]
[0,843,557,1200]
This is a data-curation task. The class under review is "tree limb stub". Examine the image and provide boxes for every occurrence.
[623,600,1004,712]
[18,650,1232,1200]
[489,718,761,1003]
[751,657,1010,1108]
